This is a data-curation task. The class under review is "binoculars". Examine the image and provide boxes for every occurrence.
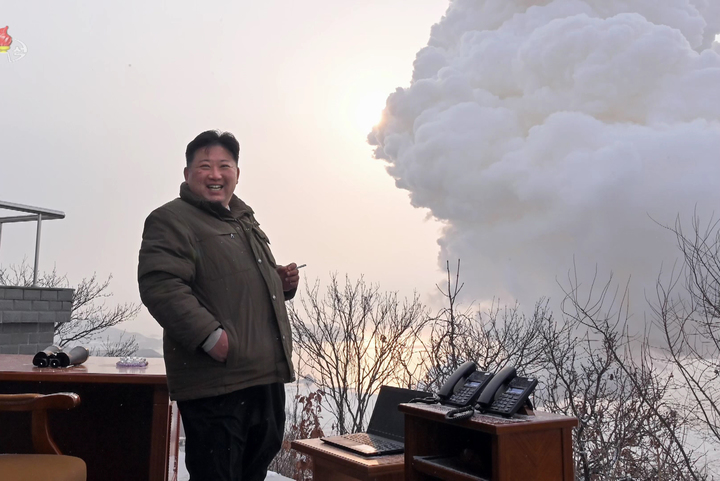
[32,345,89,368]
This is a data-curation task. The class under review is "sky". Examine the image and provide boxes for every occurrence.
[0,1,448,338]
[2,1,720,341]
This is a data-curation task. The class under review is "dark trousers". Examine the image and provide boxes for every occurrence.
[178,383,286,481]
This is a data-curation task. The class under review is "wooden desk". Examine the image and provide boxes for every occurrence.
[400,403,577,481]
[292,438,405,481]
[0,354,179,481]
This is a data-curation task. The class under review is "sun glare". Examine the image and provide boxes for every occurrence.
[354,91,388,132]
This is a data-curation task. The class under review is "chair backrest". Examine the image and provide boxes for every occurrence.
[0,392,86,481]
[0,392,81,454]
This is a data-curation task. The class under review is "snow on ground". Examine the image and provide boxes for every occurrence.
[177,449,292,481]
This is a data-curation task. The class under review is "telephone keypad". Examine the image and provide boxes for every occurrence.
[444,371,493,407]
[490,392,521,412]
[451,386,476,404]
[484,377,538,417]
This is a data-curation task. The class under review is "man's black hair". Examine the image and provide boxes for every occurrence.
[185,130,240,166]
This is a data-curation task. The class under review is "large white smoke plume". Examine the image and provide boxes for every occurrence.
[370,0,720,315]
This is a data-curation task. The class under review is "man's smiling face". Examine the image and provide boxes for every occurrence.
[184,145,239,208]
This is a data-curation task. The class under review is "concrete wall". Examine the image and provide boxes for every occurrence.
[0,286,73,354]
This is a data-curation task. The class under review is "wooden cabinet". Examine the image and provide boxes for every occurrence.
[399,403,577,481]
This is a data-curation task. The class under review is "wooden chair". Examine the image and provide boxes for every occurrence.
[0,392,87,481]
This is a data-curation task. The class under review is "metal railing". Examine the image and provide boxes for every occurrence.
[0,201,65,286]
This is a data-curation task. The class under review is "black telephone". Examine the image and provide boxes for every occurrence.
[437,361,494,407]
[475,366,537,417]
[437,362,537,418]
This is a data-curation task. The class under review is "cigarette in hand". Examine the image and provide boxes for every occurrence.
[297,264,307,269]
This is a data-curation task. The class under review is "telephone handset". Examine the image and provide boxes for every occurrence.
[437,361,494,408]
[437,361,476,399]
[475,365,537,417]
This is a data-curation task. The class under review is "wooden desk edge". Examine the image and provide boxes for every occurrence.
[0,354,168,385]
[292,438,405,477]
[399,403,578,435]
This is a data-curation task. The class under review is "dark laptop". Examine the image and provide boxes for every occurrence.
[321,385,429,456]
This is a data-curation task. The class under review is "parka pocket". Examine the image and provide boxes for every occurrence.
[222,315,277,370]
[223,321,240,367]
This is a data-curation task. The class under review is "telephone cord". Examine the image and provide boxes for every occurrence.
[408,396,440,405]
[444,405,475,421]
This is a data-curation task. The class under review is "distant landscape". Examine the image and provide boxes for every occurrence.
[88,326,163,358]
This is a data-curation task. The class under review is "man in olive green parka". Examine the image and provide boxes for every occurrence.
[138,130,299,481]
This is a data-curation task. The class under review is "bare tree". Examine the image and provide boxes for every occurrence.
[0,260,68,288]
[418,260,548,393]
[288,274,428,434]
[96,331,140,357]
[647,215,720,472]
[0,260,140,354]
[54,273,140,349]
[556,264,708,480]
